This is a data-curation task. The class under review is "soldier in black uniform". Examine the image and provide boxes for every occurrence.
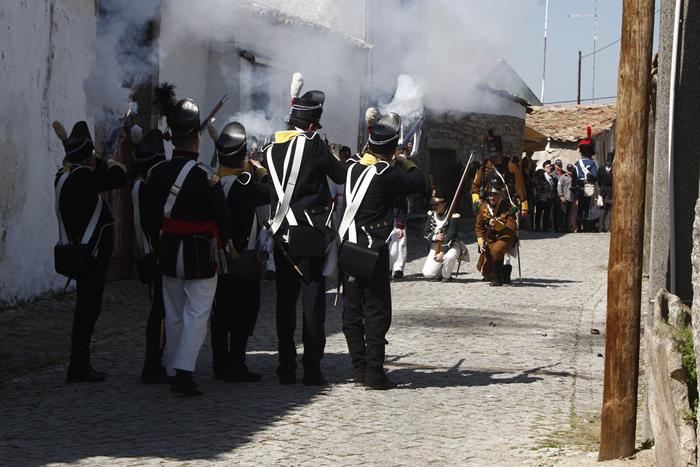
[263,74,346,385]
[338,113,425,390]
[130,127,169,384]
[53,121,126,383]
[210,122,270,382]
[146,83,232,396]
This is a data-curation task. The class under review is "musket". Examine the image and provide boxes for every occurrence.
[477,205,519,271]
[433,152,474,256]
[199,94,230,133]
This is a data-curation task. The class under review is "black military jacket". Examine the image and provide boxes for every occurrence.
[221,168,271,253]
[54,161,126,258]
[263,131,346,234]
[343,156,425,250]
[146,150,232,279]
[423,211,460,253]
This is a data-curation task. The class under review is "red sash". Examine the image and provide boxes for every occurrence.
[162,218,221,247]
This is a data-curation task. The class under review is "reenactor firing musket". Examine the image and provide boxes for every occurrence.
[432,152,474,256]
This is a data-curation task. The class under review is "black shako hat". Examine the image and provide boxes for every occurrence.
[289,90,325,128]
[154,82,200,138]
[63,121,95,162]
[430,187,449,205]
[579,126,595,157]
[488,175,506,193]
[216,122,247,167]
[132,128,166,168]
[485,130,503,154]
[368,112,401,155]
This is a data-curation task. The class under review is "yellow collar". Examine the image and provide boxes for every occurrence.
[359,153,379,166]
[274,130,302,143]
[217,166,243,178]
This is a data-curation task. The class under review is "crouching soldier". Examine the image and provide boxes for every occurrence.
[476,177,518,286]
[210,122,270,382]
[338,112,425,390]
[422,188,461,282]
[52,120,126,382]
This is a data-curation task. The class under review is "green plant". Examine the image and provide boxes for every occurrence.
[676,326,698,427]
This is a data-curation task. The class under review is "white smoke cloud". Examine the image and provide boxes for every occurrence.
[84,0,159,136]
[91,0,531,150]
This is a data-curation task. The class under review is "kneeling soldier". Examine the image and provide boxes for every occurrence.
[476,177,518,286]
[422,188,461,282]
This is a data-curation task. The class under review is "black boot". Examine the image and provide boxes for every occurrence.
[228,336,263,383]
[67,365,105,383]
[170,370,203,397]
[353,367,366,386]
[502,264,512,285]
[302,363,326,386]
[490,262,503,287]
[141,364,169,384]
[365,367,397,390]
[276,365,297,385]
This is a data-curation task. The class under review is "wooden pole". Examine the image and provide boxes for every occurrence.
[599,0,655,461]
[577,50,582,105]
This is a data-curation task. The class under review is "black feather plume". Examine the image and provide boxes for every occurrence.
[153,82,177,118]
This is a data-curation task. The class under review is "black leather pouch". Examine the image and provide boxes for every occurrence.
[226,251,263,280]
[287,225,326,257]
[135,252,158,284]
[338,241,379,280]
[54,244,91,279]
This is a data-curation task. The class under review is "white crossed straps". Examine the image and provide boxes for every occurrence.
[337,163,379,245]
[266,136,307,235]
[55,168,103,255]
[221,173,258,251]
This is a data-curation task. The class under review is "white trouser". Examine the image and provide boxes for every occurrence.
[388,229,408,273]
[162,245,217,376]
[422,244,460,279]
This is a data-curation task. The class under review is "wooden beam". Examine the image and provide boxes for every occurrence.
[599,0,655,460]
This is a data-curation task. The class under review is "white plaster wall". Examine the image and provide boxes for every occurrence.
[252,0,368,39]
[0,0,96,303]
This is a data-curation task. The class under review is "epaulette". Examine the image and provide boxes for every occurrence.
[236,171,253,186]
[374,161,390,175]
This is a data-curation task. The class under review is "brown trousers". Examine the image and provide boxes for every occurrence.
[477,237,515,280]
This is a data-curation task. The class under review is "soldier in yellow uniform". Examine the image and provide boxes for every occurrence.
[471,130,528,216]
[476,177,518,286]
[471,130,527,283]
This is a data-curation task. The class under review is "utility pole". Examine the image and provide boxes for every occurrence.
[570,0,598,102]
[598,0,654,461]
[540,0,549,102]
[577,50,582,105]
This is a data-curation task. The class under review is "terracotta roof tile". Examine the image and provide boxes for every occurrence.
[526,104,616,143]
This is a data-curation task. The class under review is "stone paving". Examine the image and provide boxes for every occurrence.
[0,227,651,466]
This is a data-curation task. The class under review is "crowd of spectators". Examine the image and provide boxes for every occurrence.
[519,154,613,233]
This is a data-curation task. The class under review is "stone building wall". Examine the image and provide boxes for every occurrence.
[418,112,525,179]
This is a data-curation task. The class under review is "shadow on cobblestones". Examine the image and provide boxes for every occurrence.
[0,352,357,466]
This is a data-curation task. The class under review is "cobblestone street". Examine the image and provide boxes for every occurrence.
[0,229,648,466]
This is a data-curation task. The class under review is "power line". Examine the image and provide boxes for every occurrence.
[580,8,660,59]
[543,95,617,105]
[581,38,620,58]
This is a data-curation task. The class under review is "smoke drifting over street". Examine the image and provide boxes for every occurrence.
[87,0,529,141]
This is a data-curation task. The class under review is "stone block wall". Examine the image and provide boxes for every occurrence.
[422,111,525,167]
